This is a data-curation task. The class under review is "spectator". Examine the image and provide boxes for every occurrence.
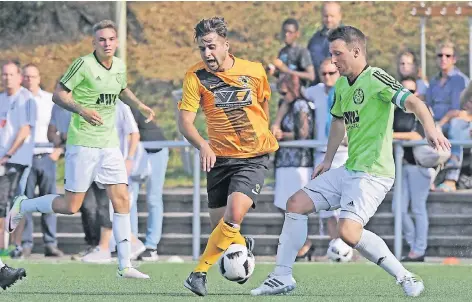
[0,61,36,255]
[272,74,314,259]
[425,41,469,192]
[396,49,428,100]
[268,18,315,87]
[304,58,347,247]
[307,1,342,85]
[130,105,168,261]
[10,64,64,258]
[392,77,434,262]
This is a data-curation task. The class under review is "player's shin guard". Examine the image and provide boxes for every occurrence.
[274,213,308,276]
[20,194,57,214]
[355,229,408,279]
[194,218,246,273]
[113,213,132,270]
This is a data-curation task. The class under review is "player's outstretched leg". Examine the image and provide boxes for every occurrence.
[184,192,252,296]
[108,184,149,279]
[338,219,424,297]
[251,190,312,296]
[0,259,26,290]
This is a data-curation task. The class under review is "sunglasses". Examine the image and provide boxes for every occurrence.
[322,71,338,76]
[437,53,453,58]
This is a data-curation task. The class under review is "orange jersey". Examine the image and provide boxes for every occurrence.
[178,56,279,158]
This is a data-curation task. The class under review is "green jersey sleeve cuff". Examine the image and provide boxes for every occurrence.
[391,88,411,111]
[330,112,343,119]
[59,81,72,93]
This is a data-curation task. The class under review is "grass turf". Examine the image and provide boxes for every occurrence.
[2,261,472,301]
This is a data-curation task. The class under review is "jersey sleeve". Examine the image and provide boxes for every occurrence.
[299,48,313,70]
[60,58,85,92]
[257,64,271,103]
[178,72,201,112]
[330,87,343,118]
[372,69,411,111]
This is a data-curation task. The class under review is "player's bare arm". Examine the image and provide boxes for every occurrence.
[53,83,103,126]
[404,93,451,151]
[312,116,345,179]
[178,110,216,172]
[119,88,155,123]
[0,125,31,165]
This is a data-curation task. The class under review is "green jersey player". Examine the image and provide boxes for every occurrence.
[6,20,155,279]
[251,26,450,297]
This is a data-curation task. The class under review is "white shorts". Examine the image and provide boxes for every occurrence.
[274,167,311,210]
[315,151,348,218]
[64,145,128,193]
[302,166,394,226]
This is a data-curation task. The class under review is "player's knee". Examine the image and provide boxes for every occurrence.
[286,191,313,214]
[112,193,129,214]
[338,221,363,247]
[223,208,245,225]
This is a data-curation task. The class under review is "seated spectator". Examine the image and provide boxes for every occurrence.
[267,18,315,87]
[426,41,469,192]
[392,77,434,262]
[272,74,314,259]
[396,49,428,100]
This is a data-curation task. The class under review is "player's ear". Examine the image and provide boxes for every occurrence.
[225,39,230,52]
[353,47,361,58]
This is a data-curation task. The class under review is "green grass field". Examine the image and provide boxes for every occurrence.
[2,261,472,302]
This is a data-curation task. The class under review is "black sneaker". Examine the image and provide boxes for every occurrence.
[9,246,23,259]
[0,265,26,290]
[137,248,159,261]
[184,272,207,296]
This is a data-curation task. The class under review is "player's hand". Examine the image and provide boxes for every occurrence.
[425,126,451,152]
[139,103,155,123]
[79,108,103,126]
[49,148,63,162]
[311,161,331,179]
[199,142,216,172]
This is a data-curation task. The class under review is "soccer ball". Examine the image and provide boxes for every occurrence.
[218,244,255,282]
[327,238,353,262]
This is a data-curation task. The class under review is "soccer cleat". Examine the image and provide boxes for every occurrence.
[117,267,150,279]
[5,195,27,233]
[397,273,425,297]
[244,236,255,254]
[184,272,207,296]
[251,273,296,296]
[0,265,26,290]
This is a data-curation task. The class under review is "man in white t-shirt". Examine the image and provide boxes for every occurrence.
[0,61,32,289]
[304,58,348,241]
[9,64,64,259]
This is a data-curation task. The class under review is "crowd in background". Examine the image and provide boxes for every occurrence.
[0,2,471,262]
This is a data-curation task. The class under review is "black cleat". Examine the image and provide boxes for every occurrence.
[244,236,255,253]
[0,265,26,290]
[184,272,207,296]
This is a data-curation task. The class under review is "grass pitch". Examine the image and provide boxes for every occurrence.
[2,261,472,302]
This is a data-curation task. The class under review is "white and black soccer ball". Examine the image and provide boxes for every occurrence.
[327,238,353,263]
[218,244,255,283]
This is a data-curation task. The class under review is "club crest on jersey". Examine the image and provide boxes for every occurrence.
[116,73,125,84]
[353,88,364,105]
[239,76,250,88]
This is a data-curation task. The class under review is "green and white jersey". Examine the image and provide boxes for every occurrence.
[60,52,127,148]
[330,66,411,178]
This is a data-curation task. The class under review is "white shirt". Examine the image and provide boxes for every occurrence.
[50,104,72,135]
[305,83,347,153]
[0,86,37,166]
[115,100,139,158]
[32,89,54,154]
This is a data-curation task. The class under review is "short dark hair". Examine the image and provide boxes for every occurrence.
[327,25,366,54]
[400,75,417,84]
[282,18,299,31]
[2,60,21,74]
[194,17,228,40]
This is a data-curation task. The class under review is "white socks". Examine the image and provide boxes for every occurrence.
[355,229,409,280]
[274,212,308,276]
[113,213,132,270]
[20,194,58,214]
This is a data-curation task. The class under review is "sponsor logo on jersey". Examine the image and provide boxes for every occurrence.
[96,93,119,106]
[343,110,360,130]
